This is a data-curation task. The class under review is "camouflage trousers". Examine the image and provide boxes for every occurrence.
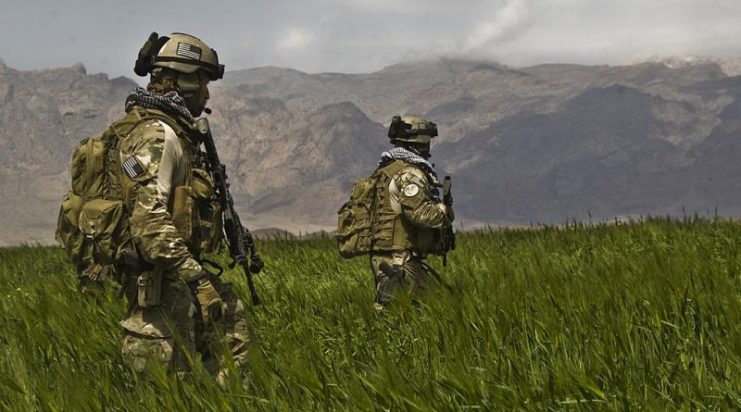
[370,250,434,307]
[120,270,250,379]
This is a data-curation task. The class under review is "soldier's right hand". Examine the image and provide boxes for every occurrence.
[188,274,224,323]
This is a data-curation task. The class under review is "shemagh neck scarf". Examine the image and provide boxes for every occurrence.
[124,87,195,124]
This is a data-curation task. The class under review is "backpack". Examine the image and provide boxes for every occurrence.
[55,108,181,267]
[336,173,379,258]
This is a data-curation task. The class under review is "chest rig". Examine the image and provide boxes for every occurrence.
[169,146,223,257]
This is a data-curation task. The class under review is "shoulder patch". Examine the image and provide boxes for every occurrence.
[403,184,420,197]
[122,155,146,179]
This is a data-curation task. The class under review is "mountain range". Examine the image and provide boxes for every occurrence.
[1,56,740,245]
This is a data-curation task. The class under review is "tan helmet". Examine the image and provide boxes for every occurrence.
[387,115,438,144]
[134,32,224,81]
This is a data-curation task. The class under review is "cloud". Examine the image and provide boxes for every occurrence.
[315,0,455,14]
[276,28,314,51]
[2,0,741,78]
[462,0,530,53]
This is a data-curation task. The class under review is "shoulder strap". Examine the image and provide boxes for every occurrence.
[82,138,98,195]
[376,159,408,180]
[111,107,188,141]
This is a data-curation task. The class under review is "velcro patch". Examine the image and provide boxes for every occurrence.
[403,184,420,197]
[176,42,202,60]
[122,156,146,179]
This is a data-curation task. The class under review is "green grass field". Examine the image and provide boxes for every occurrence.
[1,217,740,410]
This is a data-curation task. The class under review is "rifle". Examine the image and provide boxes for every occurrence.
[197,118,264,305]
[440,176,456,266]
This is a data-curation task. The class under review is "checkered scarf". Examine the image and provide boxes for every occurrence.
[124,87,195,124]
[380,147,437,178]
[379,147,441,199]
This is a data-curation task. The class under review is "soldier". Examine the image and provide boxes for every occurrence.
[114,32,250,380]
[369,115,455,307]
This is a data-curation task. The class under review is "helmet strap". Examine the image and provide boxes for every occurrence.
[397,141,431,160]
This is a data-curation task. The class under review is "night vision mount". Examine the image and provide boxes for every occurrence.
[133,32,224,80]
[387,115,438,139]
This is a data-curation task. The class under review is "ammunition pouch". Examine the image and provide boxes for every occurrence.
[136,270,163,308]
[171,168,222,255]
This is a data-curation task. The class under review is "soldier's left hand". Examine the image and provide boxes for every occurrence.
[189,276,224,323]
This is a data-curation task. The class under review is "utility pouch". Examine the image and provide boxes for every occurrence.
[70,137,107,198]
[191,168,223,253]
[336,176,377,258]
[78,199,129,265]
[136,270,162,308]
[171,185,194,242]
[56,193,85,262]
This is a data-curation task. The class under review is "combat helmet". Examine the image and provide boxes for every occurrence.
[387,115,438,144]
[134,32,224,82]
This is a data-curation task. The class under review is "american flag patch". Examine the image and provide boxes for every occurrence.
[176,42,202,60]
[122,156,146,179]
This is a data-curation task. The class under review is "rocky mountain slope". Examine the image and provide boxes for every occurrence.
[648,55,741,77]
[0,57,739,245]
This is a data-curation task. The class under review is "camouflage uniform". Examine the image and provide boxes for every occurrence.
[370,159,454,306]
[117,108,250,378]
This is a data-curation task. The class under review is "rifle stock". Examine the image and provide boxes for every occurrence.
[197,118,264,305]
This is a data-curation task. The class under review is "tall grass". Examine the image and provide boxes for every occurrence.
[1,217,740,410]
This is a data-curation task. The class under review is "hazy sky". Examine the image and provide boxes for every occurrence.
[1,0,739,79]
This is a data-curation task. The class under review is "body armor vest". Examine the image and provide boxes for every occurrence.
[371,160,439,255]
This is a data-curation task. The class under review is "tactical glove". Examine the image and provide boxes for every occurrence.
[188,274,223,323]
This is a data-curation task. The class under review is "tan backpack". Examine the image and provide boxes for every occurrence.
[55,108,180,267]
[336,174,379,258]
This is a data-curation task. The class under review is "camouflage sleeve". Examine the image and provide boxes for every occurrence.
[392,167,453,229]
[122,122,202,281]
